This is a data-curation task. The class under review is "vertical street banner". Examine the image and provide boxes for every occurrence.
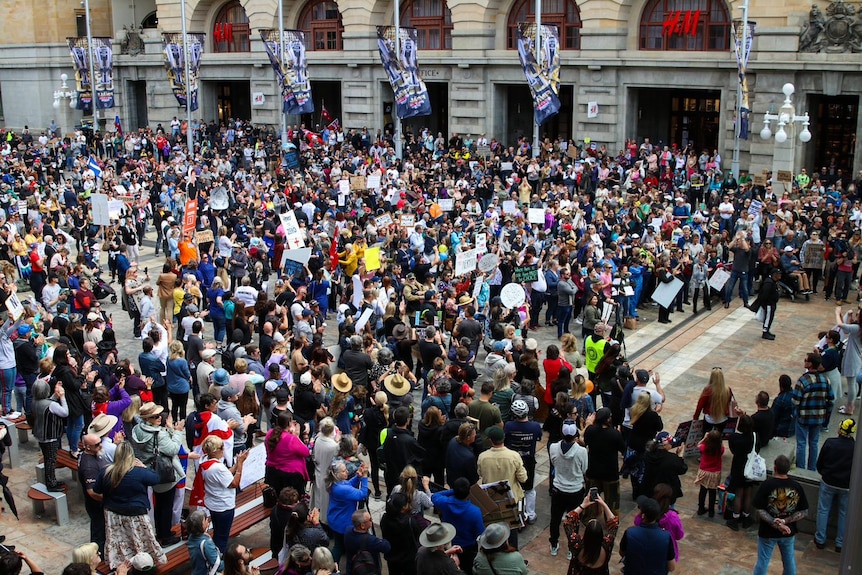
[376,26,432,119]
[91,37,115,109]
[163,32,205,112]
[260,29,315,115]
[732,20,756,140]
[67,37,92,111]
[516,23,561,126]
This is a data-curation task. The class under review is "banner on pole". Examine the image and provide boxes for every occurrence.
[376,26,432,119]
[260,29,315,115]
[732,20,756,140]
[67,37,92,111]
[163,32,205,111]
[90,37,115,109]
[515,23,561,126]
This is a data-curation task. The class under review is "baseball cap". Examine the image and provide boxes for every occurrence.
[486,426,505,444]
[492,341,507,352]
[264,380,281,393]
[511,400,529,419]
[201,349,217,360]
[655,430,673,445]
[562,419,579,438]
[595,407,612,425]
[17,325,32,338]
[220,385,240,400]
[635,369,650,384]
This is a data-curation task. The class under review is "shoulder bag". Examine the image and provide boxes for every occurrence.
[151,430,176,484]
[743,433,767,482]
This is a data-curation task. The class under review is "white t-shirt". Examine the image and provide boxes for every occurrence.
[235,285,259,307]
[203,460,236,512]
[623,387,664,428]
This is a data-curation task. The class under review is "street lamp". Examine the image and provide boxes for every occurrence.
[759,83,811,143]
[53,73,78,109]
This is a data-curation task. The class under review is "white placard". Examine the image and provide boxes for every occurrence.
[400,214,415,228]
[503,200,518,215]
[472,278,484,301]
[17,200,26,216]
[4,293,24,321]
[239,443,266,490]
[587,101,598,119]
[375,213,393,227]
[500,283,526,308]
[338,180,350,196]
[108,200,125,220]
[367,174,381,189]
[252,92,266,106]
[439,199,454,212]
[501,162,514,172]
[210,187,229,210]
[650,217,664,232]
[478,253,499,273]
[279,211,306,249]
[623,286,635,296]
[114,185,128,195]
[354,306,374,333]
[475,233,487,255]
[91,193,110,226]
[652,277,684,309]
[708,268,731,292]
[601,302,614,324]
[528,208,545,225]
[282,247,312,265]
[455,248,477,277]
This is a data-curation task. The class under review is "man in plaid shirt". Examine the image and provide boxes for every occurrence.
[792,353,835,470]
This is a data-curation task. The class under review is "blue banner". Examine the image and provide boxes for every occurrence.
[91,37,115,110]
[260,29,315,115]
[516,23,561,126]
[163,32,204,112]
[377,26,431,119]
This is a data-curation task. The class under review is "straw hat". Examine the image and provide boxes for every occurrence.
[383,373,410,397]
[332,373,353,393]
[457,294,474,306]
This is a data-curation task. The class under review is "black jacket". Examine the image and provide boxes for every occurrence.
[643,448,688,502]
[382,426,426,478]
[817,436,854,488]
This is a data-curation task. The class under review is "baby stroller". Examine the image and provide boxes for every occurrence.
[92,272,118,304]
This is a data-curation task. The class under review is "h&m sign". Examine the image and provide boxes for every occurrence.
[662,10,701,37]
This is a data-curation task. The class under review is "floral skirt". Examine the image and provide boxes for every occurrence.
[104,509,167,568]
[694,469,721,490]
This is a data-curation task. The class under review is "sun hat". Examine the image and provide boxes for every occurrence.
[87,413,118,438]
[478,523,511,550]
[212,369,229,387]
[419,523,457,548]
[332,373,353,393]
[139,402,165,419]
[384,373,410,397]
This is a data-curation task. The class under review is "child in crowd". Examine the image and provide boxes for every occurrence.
[695,429,724,517]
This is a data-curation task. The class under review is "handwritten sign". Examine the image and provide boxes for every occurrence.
[455,248,478,277]
[708,268,731,292]
[753,174,767,186]
[528,208,545,225]
[400,214,416,228]
[91,193,110,226]
[4,292,24,321]
[375,213,393,227]
[513,264,539,283]
[109,200,126,220]
[475,233,487,255]
[338,180,350,195]
[478,253,499,273]
[350,175,366,191]
[777,170,793,183]
[502,200,518,215]
[279,211,305,249]
[476,145,491,158]
[239,443,266,490]
[367,174,381,189]
[500,284,525,308]
[194,230,214,244]
[439,199,454,212]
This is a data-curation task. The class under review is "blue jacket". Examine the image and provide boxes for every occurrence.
[166,357,192,394]
[138,352,166,389]
[95,466,160,515]
[327,476,369,535]
[187,533,223,575]
[431,490,485,549]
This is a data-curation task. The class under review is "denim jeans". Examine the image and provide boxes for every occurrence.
[815,481,849,548]
[210,508,235,553]
[0,367,17,413]
[65,414,84,452]
[724,270,749,305]
[796,421,821,471]
[753,536,796,575]
[556,305,572,338]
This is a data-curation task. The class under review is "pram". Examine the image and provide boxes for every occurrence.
[92,271,118,304]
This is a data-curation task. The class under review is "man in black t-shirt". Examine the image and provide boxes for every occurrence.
[752,454,808,575]
[583,407,626,516]
[418,325,445,381]
[453,305,483,355]
[78,433,108,553]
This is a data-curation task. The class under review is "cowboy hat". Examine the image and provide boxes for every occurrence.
[87,413,118,438]
[478,523,511,550]
[332,373,353,393]
[392,324,410,341]
[383,373,410,397]
[456,294,474,306]
[419,522,457,548]
[139,402,165,419]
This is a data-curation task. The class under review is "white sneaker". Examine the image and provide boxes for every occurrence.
[550,543,559,556]
[567,551,572,560]
[575,318,583,324]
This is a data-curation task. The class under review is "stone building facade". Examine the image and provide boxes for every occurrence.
[1,0,862,176]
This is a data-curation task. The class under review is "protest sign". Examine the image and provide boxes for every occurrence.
[279,211,305,249]
[513,264,539,283]
[455,248,477,276]
[364,247,381,271]
[500,284,525,308]
[708,268,731,292]
[478,253,499,273]
[282,247,312,265]
[439,199,454,212]
[91,194,110,226]
[400,214,415,228]
[375,213,393,227]
[283,259,304,277]
[502,200,518,215]
[528,208,545,225]
[652,277,684,309]
[367,174,381,189]
[194,230,214,244]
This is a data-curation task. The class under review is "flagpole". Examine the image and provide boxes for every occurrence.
[279,0,288,144]
[84,0,99,136]
[394,0,403,160]
[731,0,749,180]
[181,0,194,156]
[532,0,542,159]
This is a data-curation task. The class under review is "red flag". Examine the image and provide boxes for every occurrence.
[321,105,333,124]
[330,233,339,272]
[327,118,340,132]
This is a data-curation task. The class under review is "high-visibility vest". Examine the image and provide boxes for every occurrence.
[584,336,606,374]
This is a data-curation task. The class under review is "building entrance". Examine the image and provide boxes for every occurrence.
[635,88,720,152]
[810,94,857,173]
[503,84,573,149]
[215,81,251,122]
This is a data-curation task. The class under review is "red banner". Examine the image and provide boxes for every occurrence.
[183,199,198,237]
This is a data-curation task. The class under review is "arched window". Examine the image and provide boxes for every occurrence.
[213,1,251,53]
[507,0,581,50]
[298,0,344,51]
[141,11,158,29]
[401,0,453,50]
[639,0,730,51]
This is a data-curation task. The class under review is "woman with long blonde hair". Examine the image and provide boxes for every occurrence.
[625,392,663,498]
[95,441,165,568]
[72,542,101,574]
[693,367,733,433]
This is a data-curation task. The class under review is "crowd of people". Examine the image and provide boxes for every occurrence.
[0,119,858,575]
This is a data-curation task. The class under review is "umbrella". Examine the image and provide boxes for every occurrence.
[0,471,18,519]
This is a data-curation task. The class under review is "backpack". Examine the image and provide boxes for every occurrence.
[350,536,379,575]
[221,342,241,374]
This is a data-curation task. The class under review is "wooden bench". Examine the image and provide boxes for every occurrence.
[28,482,70,526]
[37,449,79,484]
[154,483,271,575]
[250,550,280,572]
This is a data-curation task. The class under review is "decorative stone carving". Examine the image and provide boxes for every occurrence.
[799,0,862,53]
[120,25,145,56]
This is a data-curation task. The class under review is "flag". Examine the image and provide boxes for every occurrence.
[516,23,561,126]
[88,156,102,179]
[321,104,333,124]
[114,115,122,137]
[327,118,340,132]
[376,26,432,119]
[330,234,339,272]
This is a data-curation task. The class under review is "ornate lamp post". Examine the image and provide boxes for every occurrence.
[759,83,811,192]
[53,73,78,135]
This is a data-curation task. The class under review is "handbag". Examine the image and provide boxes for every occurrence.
[262,484,278,508]
[624,316,637,330]
[743,433,767,481]
[150,431,176,484]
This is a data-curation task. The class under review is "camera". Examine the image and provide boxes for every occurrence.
[670,436,684,448]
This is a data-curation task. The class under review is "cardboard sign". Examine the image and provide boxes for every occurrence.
[279,211,306,249]
[400,214,416,228]
[183,198,198,236]
[777,170,793,183]
[367,174,381,189]
[194,230,214,244]
[91,193,110,226]
[469,481,523,529]
[476,145,491,158]
[753,174,767,186]
[375,213,393,227]
[455,248,478,277]
[439,199,455,212]
[528,208,545,225]
[364,247,381,271]
[350,175,366,191]
[478,253,499,273]
[513,264,539,283]
[502,200,518,215]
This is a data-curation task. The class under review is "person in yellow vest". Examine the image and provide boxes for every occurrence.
[584,323,609,385]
